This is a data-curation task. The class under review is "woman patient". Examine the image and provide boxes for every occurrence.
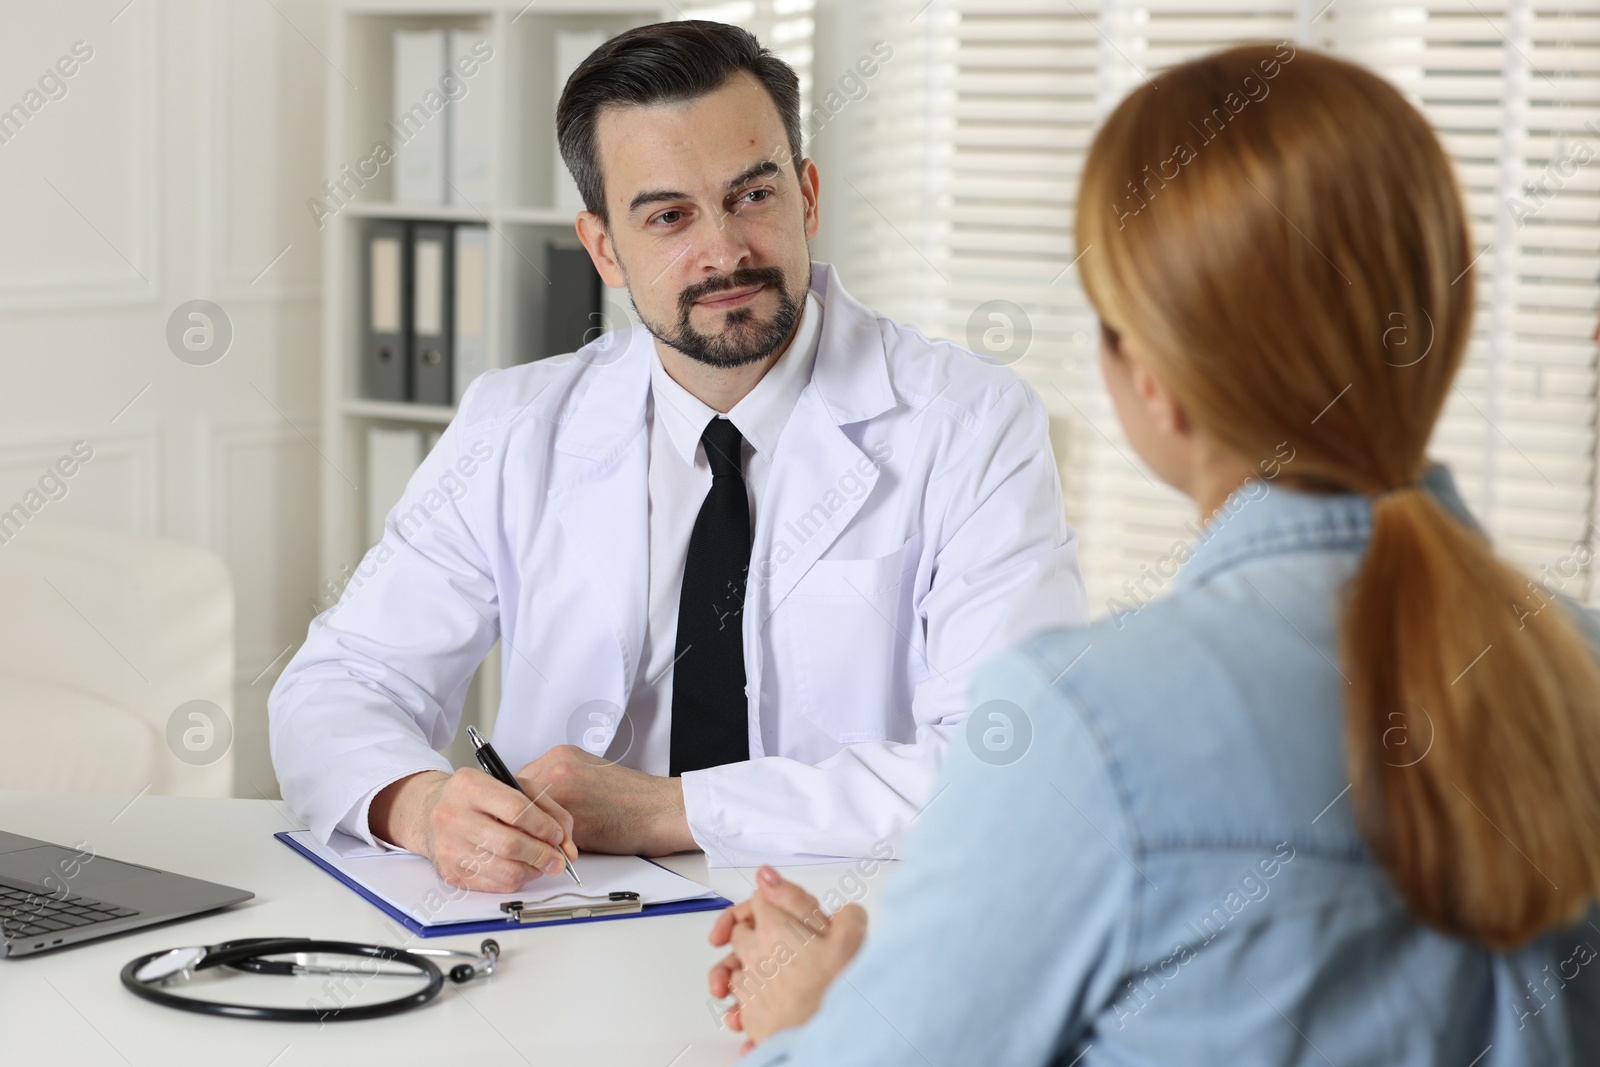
[705,43,1600,1065]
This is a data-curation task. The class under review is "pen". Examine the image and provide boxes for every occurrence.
[465,725,583,887]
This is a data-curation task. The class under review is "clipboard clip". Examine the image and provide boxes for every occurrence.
[499,892,642,924]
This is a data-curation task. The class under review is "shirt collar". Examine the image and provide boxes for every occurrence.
[1175,463,1479,589]
[648,290,823,465]
[650,356,717,467]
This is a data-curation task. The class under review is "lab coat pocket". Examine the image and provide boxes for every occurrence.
[783,534,920,743]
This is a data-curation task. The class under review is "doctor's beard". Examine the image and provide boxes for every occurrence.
[635,266,804,369]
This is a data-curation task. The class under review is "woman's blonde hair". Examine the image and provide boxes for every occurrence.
[1076,43,1600,948]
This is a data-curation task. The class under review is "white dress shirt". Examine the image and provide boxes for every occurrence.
[624,292,822,774]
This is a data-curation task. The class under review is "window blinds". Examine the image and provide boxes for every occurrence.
[827,0,1600,613]
[680,0,818,102]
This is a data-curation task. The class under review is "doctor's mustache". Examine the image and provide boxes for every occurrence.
[677,267,790,316]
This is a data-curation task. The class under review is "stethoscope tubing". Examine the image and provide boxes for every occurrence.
[121,938,446,1022]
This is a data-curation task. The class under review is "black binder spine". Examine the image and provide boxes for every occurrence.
[361,220,411,402]
[410,222,455,405]
[545,243,604,359]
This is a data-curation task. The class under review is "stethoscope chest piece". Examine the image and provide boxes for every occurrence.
[134,946,207,985]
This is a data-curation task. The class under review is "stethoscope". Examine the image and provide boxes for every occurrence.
[120,937,500,1022]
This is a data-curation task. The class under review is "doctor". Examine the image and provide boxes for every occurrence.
[269,20,1085,892]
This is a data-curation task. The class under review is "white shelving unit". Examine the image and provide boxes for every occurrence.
[318,0,668,752]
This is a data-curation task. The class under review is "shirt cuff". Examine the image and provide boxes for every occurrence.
[335,764,452,852]
[680,767,721,858]
[677,764,887,868]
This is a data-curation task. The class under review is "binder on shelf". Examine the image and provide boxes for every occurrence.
[394,29,448,205]
[545,243,603,359]
[366,426,425,546]
[410,223,455,405]
[448,29,494,207]
[362,220,411,402]
[453,224,490,404]
[553,30,607,214]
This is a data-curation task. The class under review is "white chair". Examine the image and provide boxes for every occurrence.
[0,522,234,796]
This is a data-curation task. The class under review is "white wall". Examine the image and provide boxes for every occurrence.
[0,0,328,799]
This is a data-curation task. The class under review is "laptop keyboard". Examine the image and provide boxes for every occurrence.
[0,882,139,941]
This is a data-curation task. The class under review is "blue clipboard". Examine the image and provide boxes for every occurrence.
[275,831,733,939]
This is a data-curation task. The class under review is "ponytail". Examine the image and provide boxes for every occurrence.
[1344,487,1600,948]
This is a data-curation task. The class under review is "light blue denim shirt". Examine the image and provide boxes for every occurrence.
[746,467,1600,1066]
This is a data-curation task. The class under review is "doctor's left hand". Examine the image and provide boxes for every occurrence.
[517,745,697,857]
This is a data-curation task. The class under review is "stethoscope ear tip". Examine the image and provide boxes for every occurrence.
[449,939,501,983]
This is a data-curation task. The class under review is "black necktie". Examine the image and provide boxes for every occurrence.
[669,417,753,776]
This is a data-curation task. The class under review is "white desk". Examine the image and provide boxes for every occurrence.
[0,791,899,1066]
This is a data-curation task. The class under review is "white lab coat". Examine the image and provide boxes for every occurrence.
[270,263,1086,865]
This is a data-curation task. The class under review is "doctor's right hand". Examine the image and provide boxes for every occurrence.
[368,768,579,893]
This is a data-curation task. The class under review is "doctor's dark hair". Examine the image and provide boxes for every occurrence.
[1078,44,1600,949]
[556,21,803,225]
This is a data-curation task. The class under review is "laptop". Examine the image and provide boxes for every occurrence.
[0,830,252,958]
